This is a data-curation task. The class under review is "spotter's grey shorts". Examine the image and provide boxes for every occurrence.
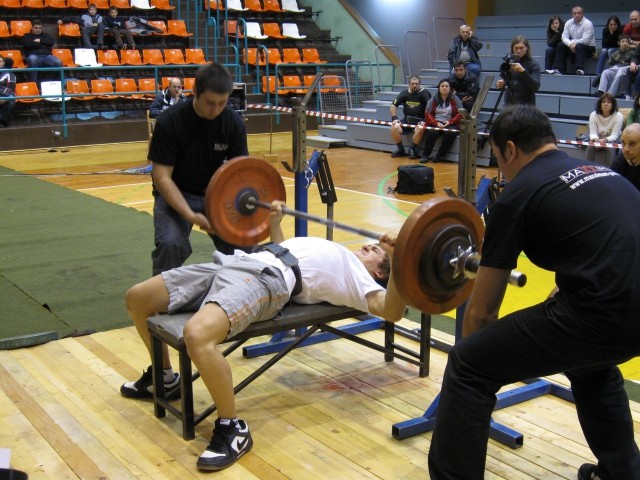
[161,255,290,338]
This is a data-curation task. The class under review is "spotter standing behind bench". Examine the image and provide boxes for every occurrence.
[121,200,406,471]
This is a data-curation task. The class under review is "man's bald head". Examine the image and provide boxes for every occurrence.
[621,123,640,166]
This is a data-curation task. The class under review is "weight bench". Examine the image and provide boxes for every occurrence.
[147,303,430,440]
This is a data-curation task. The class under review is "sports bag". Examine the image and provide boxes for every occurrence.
[393,165,435,194]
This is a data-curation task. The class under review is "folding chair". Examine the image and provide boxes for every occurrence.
[265,47,283,65]
[22,0,45,8]
[262,22,285,39]
[142,48,165,65]
[146,20,169,35]
[130,0,155,8]
[185,48,206,64]
[15,82,42,103]
[261,75,280,95]
[91,79,116,100]
[65,0,87,7]
[120,49,143,65]
[281,75,306,95]
[242,48,264,66]
[10,20,33,38]
[58,22,82,38]
[115,78,142,99]
[167,20,193,37]
[0,50,26,68]
[0,22,11,39]
[40,81,67,101]
[183,77,194,96]
[150,0,174,9]
[138,77,157,98]
[244,0,263,12]
[282,22,305,38]
[302,47,327,64]
[97,49,121,66]
[262,0,283,12]
[66,79,95,100]
[74,48,101,66]
[245,22,268,40]
[44,0,67,7]
[164,48,186,64]
[226,0,247,11]
[280,0,303,12]
[282,47,303,64]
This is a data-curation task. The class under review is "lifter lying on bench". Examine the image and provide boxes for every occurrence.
[120,200,406,472]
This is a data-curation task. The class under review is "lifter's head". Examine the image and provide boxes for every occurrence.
[193,63,234,120]
[354,244,390,288]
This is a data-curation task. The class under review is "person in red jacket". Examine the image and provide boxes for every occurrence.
[416,78,462,163]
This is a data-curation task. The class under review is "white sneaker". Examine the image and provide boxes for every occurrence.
[576,69,585,75]
[545,69,555,74]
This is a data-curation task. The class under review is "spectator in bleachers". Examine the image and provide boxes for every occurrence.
[389,75,432,158]
[551,5,595,75]
[149,77,187,118]
[125,16,163,36]
[586,92,623,166]
[448,60,479,111]
[593,15,623,86]
[496,35,540,106]
[610,122,640,191]
[80,4,106,50]
[104,6,136,50]
[447,25,482,78]
[623,11,640,48]
[0,55,16,128]
[594,34,633,98]
[22,20,63,83]
[544,15,565,73]
[417,78,462,164]
[627,91,640,124]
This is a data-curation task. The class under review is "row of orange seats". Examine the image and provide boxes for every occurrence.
[0,0,174,10]
[14,77,194,102]
[1,47,206,68]
[224,20,305,39]
[243,47,325,66]
[204,0,304,14]
[0,19,192,39]
[261,74,345,95]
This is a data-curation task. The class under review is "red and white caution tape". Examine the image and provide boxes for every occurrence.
[246,103,621,149]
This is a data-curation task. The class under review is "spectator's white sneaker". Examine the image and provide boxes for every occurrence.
[576,69,585,75]
[545,69,555,74]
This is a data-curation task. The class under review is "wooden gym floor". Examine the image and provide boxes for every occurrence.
[1,133,639,479]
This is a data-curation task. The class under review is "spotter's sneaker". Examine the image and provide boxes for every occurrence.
[577,463,601,480]
[197,418,253,471]
[120,365,180,399]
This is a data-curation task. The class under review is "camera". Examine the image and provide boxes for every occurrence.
[499,53,521,81]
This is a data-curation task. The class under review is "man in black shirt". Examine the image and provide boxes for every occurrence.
[389,75,431,158]
[610,122,640,190]
[148,63,249,276]
[448,60,479,111]
[428,106,640,480]
[22,20,63,82]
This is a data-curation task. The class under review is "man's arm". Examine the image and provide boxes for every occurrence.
[462,266,511,337]
[151,163,211,230]
[561,20,572,46]
[148,95,164,118]
[268,200,286,243]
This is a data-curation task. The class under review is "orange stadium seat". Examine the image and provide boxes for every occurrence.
[242,48,264,66]
[183,77,194,96]
[137,77,157,98]
[283,47,303,64]
[261,75,280,95]
[66,79,95,100]
[0,0,23,8]
[11,20,33,38]
[150,0,174,9]
[244,0,263,12]
[142,49,166,65]
[146,20,169,35]
[120,49,143,65]
[97,49,121,66]
[321,75,347,93]
[91,79,116,100]
[203,0,222,10]
[58,22,82,38]
[52,48,78,67]
[302,47,327,64]
[185,48,207,64]
[0,50,26,68]
[22,0,45,8]
[263,0,283,12]
[109,0,131,8]
[167,20,193,37]
[265,48,283,65]
[0,22,11,39]
[262,22,285,39]
[44,0,67,7]
[115,78,143,99]
[15,82,42,103]
[164,48,186,64]
[282,75,306,95]
[66,0,87,7]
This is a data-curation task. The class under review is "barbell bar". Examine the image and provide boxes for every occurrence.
[205,156,526,314]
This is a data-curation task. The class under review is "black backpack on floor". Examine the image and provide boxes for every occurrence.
[393,165,436,194]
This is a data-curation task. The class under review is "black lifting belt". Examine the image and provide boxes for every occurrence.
[252,242,303,296]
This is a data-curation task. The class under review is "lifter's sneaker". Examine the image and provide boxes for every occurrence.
[577,463,601,480]
[197,418,253,471]
[120,365,180,399]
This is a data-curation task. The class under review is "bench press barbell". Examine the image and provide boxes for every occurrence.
[204,156,526,314]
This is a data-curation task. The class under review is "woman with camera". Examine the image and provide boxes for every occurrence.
[496,35,541,106]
